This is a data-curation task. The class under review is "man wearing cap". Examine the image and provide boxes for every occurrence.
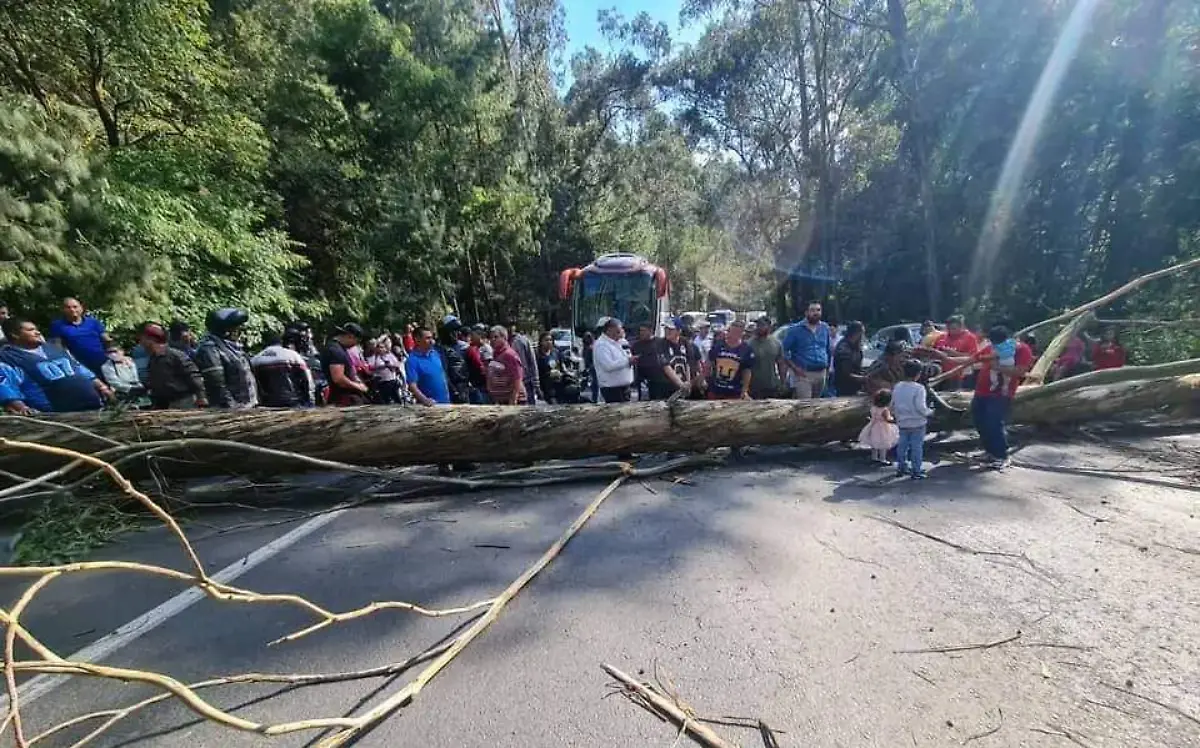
[748,316,786,399]
[143,323,207,409]
[321,322,370,406]
[657,319,691,398]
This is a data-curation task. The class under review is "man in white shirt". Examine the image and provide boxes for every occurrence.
[593,317,635,403]
[692,319,713,361]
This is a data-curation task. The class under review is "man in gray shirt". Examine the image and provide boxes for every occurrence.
[508,324,541,405]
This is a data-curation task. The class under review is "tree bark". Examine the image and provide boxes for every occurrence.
[2,366,1197,479]
[1025,311,1094,384]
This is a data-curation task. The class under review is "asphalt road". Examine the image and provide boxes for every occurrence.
[5,433,1200,748]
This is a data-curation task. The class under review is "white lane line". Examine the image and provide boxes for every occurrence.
[6,508,346,709]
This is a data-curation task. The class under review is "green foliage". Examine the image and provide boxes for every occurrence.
[0,96,100,294]
[2,0,1197,365]
[12,495,144,565]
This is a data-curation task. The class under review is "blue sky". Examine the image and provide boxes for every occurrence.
[563,1,703,58]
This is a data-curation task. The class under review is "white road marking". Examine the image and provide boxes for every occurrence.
[6,508,346,709]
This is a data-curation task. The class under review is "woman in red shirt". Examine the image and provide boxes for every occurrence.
[1091,327,1126,370]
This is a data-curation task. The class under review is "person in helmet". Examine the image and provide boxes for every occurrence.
[285,321,326,404]
[194,308,258,408]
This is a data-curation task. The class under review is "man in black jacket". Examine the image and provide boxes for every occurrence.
[194,308,258,408]
[142,324,207,409]
[832,321,867,396]
[251,332,314,407]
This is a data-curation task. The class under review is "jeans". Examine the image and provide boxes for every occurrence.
[897,426,926,475]
[971,395,1011,459]
[792,368,827,399]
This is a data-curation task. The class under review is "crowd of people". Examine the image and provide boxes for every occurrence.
[0,298,552,417]
[0,295,1131,476]
[580,301,1128,474]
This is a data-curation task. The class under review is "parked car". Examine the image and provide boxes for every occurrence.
[707,309,736,327]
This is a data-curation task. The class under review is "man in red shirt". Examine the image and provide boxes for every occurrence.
[486,325,525,405]
[938,324,1032,469]
[1091,327,1126,370]
[971,326,1032,468]
[930,314,979,389]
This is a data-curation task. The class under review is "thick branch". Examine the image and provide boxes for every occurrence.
[1016,255,1200,338]
[1094,318,1200,328]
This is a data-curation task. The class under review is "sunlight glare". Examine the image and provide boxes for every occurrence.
[970,0,1102,299]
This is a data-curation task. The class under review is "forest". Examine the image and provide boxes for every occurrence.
[1,0,1198,360]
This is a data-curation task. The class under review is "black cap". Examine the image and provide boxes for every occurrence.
[757,315,772,326]
[334,322,366,339]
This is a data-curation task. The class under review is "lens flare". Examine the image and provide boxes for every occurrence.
[970,0,1102,298]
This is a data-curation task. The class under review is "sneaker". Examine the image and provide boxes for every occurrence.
[911,471,928,480]
[986,457,1010,470]
[895,469,908,479]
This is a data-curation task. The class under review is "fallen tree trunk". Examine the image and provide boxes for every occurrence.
[2,365,1198,480]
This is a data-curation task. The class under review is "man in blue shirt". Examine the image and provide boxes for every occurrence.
[405,326,452,405]
[783,300,833,399]
[1,318,113,414]
[48,297,110,372]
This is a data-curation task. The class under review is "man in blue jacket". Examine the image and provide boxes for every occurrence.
[1,318,113,414]
[783,301,833,399]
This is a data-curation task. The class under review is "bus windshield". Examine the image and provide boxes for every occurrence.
[574,272,657,334]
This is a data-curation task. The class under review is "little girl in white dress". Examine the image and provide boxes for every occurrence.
[859,389,901,464]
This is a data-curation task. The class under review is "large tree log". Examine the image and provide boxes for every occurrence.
[1,364,1198,480]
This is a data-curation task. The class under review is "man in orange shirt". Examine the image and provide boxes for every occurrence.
[930,314,979,389]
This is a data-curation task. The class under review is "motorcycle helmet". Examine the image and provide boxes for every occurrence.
[206,308,249,336]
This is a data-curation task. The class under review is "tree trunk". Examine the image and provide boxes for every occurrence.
[2,367,1197,479]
